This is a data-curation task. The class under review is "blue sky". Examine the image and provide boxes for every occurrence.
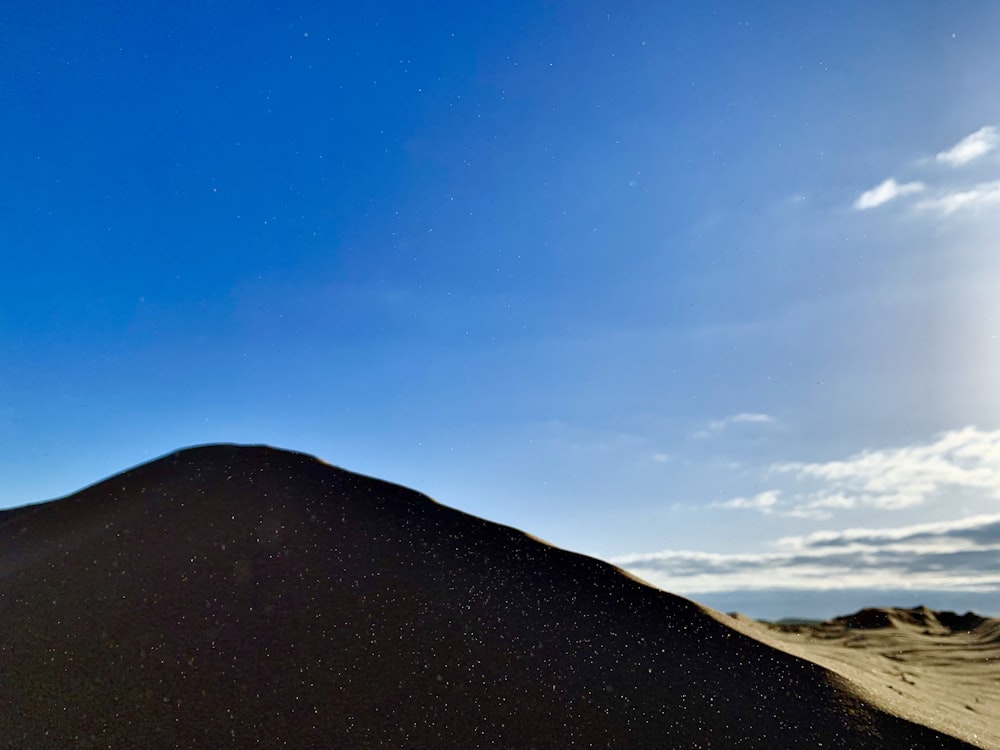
[3,1,1000,618]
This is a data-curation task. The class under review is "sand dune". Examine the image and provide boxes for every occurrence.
[741,606,1000,749]
[0,444,986,748]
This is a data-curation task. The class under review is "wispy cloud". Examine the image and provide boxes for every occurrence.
[853,178,925,210]
[712,490,779,513]
[776,493,857,521]
[693,412,774,439]
[610,513,1000,594]
[915,180,1000,215]
[935,125,999,167]
[729,413,775,425]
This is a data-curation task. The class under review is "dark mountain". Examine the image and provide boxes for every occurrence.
[0,444,977,748]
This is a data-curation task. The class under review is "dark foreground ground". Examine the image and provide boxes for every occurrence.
[0,445,984,748]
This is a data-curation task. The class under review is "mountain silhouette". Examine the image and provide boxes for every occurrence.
[0,444,977,748]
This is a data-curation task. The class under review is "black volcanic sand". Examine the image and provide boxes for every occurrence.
[0,445,979,748]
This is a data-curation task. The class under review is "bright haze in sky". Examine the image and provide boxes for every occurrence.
[2,2,1000,619]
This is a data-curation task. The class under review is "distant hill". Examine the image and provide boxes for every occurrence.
[834,605,989,633]
[0,444,981,748]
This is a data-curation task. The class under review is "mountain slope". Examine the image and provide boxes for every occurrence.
[0,444,978,748]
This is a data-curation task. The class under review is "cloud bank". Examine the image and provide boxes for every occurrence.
[611,513,1000,594]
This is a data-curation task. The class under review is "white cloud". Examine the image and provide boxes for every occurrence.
[704,425,1000,520]
[853,178,925,210]
[609,513,1000,594]
[936,125,999,167]
[772,426,1000,515]
[693,412,775,439]
[730,413,774,425]
[914,180,1000,215]
[850,126,1000,218]
[713,490,779,513]
[781,507,832,521]
[804,493,857,510]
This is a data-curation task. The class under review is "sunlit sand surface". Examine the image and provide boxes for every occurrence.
[724,606,1000,750]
